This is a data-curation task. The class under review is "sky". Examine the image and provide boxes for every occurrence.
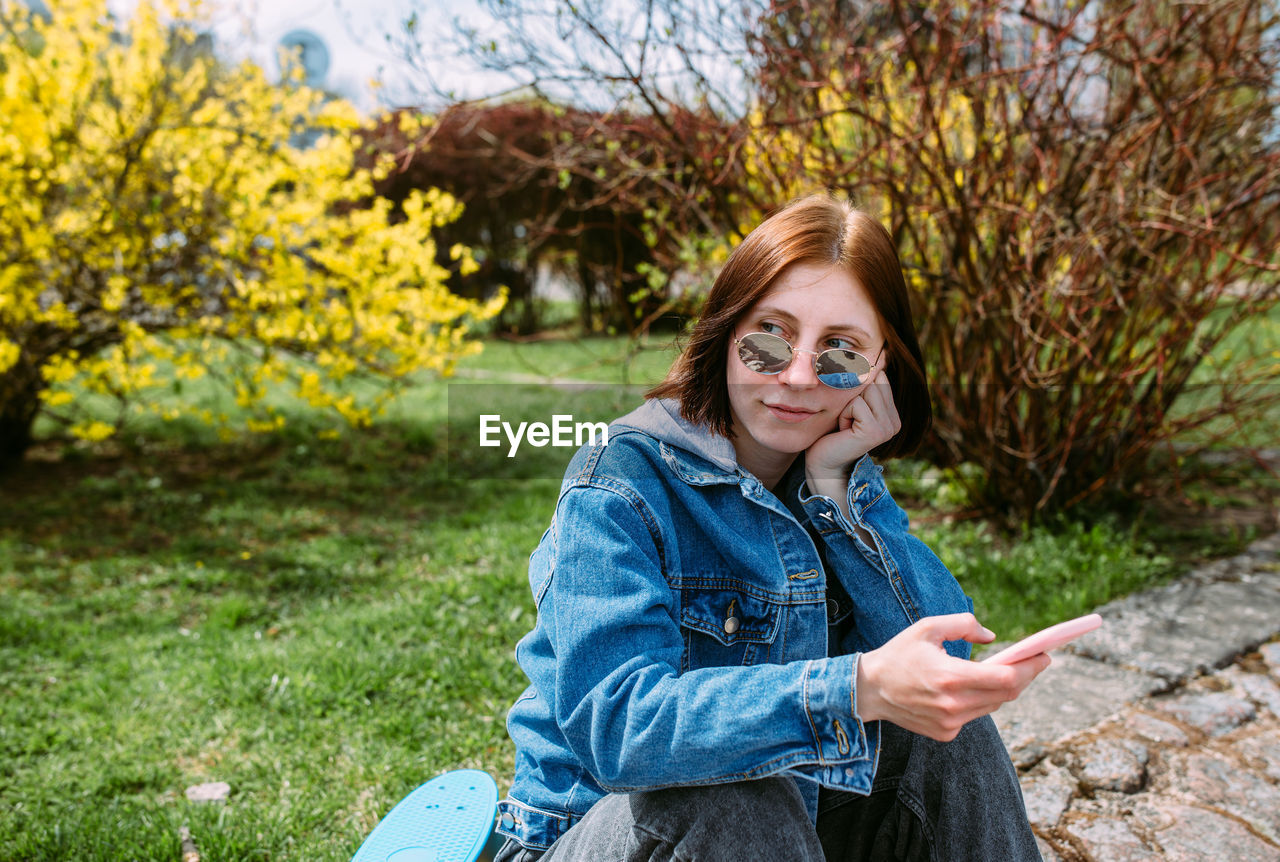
[97,0,747,116]
[108,0,513,114]
[206,0,439,111]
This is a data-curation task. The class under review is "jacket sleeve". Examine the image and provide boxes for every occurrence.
[541,482,878,794]
[795,456,976,659]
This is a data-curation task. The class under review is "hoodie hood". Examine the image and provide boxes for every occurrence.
[611,397,740,474]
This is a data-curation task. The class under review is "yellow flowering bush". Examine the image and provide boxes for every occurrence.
[0,0,502,463]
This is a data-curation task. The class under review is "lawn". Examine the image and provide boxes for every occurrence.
[1,331,1275,860]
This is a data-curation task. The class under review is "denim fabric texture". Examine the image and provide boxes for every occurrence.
[496,776,822,862]
[497,398,977,853]
[493,717,1041,862]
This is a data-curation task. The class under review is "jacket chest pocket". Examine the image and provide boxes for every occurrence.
[679,586,783,670]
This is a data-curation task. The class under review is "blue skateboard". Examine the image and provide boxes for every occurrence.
[352,769,501,862]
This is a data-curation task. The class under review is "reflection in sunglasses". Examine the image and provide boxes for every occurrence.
[735,332,878,390]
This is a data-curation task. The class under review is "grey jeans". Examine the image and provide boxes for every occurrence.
[494,716,1041,862]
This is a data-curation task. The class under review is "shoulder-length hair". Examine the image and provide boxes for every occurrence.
[647,193,931,459]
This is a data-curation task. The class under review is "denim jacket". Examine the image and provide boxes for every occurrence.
[496,398,974,852]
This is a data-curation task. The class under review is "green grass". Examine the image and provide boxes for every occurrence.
[1172,297,1280,449]
[451,331,683,384]
[2,332,1275,859]
[2,425,556,859]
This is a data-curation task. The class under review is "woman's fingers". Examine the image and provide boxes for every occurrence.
[859,371,900,433]
[808,369,903,477]
[913,612,996,644]
[857,616,1053,742]
[844,372,899,448]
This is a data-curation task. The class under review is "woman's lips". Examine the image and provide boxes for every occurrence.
[765,403,818,423]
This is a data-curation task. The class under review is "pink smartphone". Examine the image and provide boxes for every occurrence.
[980,613,1102,665]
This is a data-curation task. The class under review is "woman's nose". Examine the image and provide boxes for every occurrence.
[777,348,819,388]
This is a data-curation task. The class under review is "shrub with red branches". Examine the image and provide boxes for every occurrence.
[358,100,741,334]
[388,0,1280,524]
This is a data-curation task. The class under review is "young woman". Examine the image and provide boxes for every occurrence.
[493,195,1049,862]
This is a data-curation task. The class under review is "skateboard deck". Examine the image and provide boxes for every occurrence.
[352,769,499,862]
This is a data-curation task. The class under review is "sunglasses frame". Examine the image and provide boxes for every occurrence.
[733,331,884,390]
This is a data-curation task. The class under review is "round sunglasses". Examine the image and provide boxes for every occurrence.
[734,332,882,390]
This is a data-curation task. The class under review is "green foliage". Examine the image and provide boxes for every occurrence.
[1,335,1271,857]
[928,517,1178,644]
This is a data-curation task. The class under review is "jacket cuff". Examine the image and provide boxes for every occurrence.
[797,455,886,538]
[496,798,574,852]
[802,654,875,765]
[795,654,880,794]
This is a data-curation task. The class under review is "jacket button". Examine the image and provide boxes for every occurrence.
[724,616,740,634]
[500,813,515,829]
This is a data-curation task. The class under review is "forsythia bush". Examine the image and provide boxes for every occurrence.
[0,0,503,463]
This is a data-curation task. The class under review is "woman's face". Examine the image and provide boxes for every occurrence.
[726,261,885,466]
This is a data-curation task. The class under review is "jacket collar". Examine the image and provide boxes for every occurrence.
[610,398,887,506]
[611,398,742,484]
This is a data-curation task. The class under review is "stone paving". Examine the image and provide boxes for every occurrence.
[992,532,1280,861]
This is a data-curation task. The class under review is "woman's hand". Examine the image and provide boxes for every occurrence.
[855,614,1052,742]
[805,368,900,482]
[804,368,901,514]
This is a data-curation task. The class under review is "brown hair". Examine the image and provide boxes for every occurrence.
[647,193,931,459]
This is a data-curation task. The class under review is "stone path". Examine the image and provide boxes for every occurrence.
[993,532,1280,861]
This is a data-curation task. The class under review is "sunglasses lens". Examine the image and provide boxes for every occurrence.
[815,349,872,389]
[737,333,792,374]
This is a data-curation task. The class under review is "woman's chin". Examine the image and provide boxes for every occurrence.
[755,424,826,456]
